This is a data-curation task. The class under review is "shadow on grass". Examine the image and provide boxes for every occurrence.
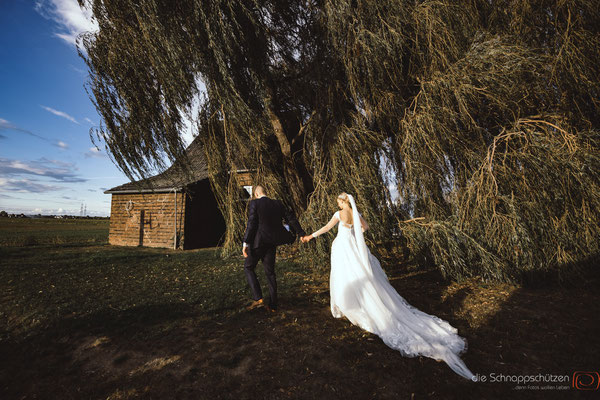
[0,284,479,400]
[402,255,600,399]
[1,254,598,399]
[0,302,209,399]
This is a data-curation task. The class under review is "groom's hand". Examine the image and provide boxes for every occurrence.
[242,247,249,258]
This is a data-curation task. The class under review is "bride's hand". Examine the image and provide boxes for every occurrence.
[301,235,312,243]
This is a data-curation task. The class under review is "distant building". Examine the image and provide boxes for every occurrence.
[105,138,252,249]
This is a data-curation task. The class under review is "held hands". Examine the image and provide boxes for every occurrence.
[300,235,313,244]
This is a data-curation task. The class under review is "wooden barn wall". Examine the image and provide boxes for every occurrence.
[237,171,253,186]
[183,180,226,249]
[234,171,254,200]
[108,192,185,248]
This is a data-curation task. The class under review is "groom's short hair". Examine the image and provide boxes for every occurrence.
[254,185,265,197]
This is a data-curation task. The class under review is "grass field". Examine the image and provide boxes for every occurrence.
[0,217,109,246]
[1,218,598,399]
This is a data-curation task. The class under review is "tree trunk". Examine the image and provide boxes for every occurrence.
[266,103,311,212]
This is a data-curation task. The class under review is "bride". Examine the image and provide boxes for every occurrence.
[301,193,475,380]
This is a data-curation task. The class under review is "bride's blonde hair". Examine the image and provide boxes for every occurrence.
[337,192,352,208]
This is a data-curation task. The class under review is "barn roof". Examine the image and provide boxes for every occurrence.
[104,137,209,194]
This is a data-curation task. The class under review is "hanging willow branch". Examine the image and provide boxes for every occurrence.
[79,0,600,282]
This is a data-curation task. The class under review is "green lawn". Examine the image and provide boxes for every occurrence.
[0,218,598,399]
[0,217,109,246]
[0,243,319,340]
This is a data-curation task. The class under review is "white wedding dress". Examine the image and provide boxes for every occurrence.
[314,195,475,380]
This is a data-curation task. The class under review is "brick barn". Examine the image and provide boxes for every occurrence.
[104,138,252,249]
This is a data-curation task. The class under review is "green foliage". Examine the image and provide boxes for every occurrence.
[79,0,600,283]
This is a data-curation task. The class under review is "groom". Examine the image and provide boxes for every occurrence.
[242,185,305,312]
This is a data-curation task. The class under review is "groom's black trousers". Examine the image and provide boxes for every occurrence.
[244,245,277,308]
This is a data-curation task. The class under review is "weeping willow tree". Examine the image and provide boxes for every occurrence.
[79,0,600,283]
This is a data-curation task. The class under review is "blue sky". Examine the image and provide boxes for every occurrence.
[2,1,392,216]
[0,0,176,217]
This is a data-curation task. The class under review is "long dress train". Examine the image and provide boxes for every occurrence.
[320,196,474,380]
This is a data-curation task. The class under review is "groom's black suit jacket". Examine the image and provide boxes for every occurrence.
[243,196,306,249]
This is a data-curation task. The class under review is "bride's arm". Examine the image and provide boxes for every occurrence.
[302,214,339,242]
[359,214,369,232]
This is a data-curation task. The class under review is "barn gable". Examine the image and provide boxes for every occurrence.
[104,138,227,249]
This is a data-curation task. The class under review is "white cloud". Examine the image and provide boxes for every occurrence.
[34,0,98,47]
[0,178,63,193]
[84,146,107,159]
[2,117,73,148]
[0,157,86,183]
[84,117,94,124]
[0,117,46,139]
[41,105,79,124]
[0,204,109,217]
[69,64,86,74]
[388,184,399,203]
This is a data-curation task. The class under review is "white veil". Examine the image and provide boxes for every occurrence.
[347,194,373,277]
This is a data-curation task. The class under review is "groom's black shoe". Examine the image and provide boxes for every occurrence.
[246,298,264,311]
